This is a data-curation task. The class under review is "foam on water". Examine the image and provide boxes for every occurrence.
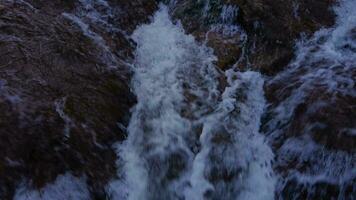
[185,70,275,200]
[110,5,275,200]
[116,6,213,199]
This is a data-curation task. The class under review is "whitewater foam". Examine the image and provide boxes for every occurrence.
[110,5,275,200]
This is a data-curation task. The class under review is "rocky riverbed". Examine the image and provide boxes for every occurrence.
[0,0,354,199]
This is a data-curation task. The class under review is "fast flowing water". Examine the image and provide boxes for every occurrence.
[111,5,275,200]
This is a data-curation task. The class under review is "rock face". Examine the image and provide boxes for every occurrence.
[229,0,336,74]
[169,0,336,73]
[0,0,156,199]
[168,0,247,70]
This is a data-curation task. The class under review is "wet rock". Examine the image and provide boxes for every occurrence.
[0,0,157,199]
[108,0,158,33]
[168,0,245,70]
[206,29,243,70]
[261,12,356,197]
[169,0,335,73]
[230,0,336,74]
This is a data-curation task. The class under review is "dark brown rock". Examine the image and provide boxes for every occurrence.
[230,0,336,74]
[0,0,157,199]
[108,0,158,33]
[170,0,335,73]
[207,29,243,70]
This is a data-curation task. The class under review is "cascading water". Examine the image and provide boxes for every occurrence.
[8,0,355,199]
[110,5,275,200]
[263,0,356,199]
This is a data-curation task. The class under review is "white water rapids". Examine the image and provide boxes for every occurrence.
[111,5,275,200]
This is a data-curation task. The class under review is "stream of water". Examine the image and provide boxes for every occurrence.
[112,5,275,200]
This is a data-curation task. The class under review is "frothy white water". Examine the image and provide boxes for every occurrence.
[263,0,356,198]
[14,173,90,200]
[186,70,275,200]
[118,6,217,199]
[110,5,275,200]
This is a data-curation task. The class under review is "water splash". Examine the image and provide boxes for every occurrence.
[186,70,275,200]
[110,5,275,200]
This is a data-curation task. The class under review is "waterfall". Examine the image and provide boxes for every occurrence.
[111,5,275,200]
